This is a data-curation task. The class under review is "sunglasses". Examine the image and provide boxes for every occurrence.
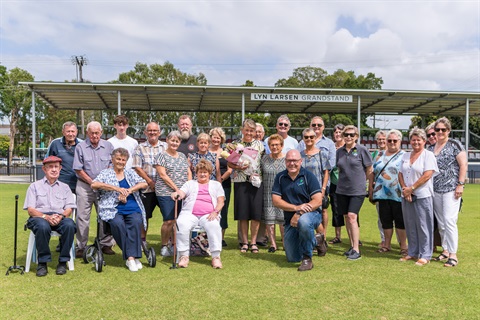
[434,128,448,133]
[343,133,356,138]
[278,122,289,127]
[303,135,315,140]
[387,139,399,143]
[311,123,323,127]
[427,132,436,138]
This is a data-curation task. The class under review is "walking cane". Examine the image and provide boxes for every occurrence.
[6,195,25,275]
[170,195,179,269]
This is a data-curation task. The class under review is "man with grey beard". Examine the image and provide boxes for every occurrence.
[177,114,198,156]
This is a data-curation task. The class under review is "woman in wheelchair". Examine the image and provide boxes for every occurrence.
[171,159,225,269]
[92,148,148,272]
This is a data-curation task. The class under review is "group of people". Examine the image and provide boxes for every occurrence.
[24,113,466,276]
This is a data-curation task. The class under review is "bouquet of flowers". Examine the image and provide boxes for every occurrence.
[221,142,261,187]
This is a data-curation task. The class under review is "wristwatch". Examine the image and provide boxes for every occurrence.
[295,211,302,216]
[42,214,46,219]
[457,181,465,186]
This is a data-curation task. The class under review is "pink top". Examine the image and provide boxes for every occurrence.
[192,184,215,217]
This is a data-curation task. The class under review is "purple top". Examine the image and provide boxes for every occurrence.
[24,177,76,213]
[73,138,114,179]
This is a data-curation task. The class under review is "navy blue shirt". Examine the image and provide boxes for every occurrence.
[46,137,82,192]
[272,167,322,222]
[116,178,141,215]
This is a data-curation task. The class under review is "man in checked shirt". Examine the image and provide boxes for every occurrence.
[132,122,167,246]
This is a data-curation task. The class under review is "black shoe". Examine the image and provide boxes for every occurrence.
[56,263,67,275]
[297,258,313,271]
[347,250,362,261]
[222,240,228,247]
[36,263,48,277]
[256,241,268,247]
[343,247,353,256]
[315,233,327,257]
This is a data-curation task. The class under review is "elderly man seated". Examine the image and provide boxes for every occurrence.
[24,156,77,277]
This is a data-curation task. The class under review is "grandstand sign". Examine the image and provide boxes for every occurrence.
[251,93,353,103]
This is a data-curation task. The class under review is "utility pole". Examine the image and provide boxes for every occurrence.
[71,55,88,135]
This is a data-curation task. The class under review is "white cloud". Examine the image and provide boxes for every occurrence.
[0,1,478,90]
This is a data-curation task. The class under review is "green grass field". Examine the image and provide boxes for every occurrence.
[1,183,479,319]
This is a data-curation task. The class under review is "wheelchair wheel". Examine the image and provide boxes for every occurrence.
[147,247,156,268]
[95,250,104,273]
[83,245,96,264]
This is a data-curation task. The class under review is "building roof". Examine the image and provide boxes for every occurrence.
[20,82,480,116]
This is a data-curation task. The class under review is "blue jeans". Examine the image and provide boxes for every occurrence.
[284,211,322,262]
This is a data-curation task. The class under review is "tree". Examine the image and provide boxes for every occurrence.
[0,66,35,160]
[0,135,9,157]
[112,61,238,135]
[274,66,384,130]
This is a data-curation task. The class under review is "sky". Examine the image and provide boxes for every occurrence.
[1,0,480,129]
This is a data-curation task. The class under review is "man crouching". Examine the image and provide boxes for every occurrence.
[272,150,323,271]
[24,156,77,277]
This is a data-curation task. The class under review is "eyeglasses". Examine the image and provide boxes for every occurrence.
[147,130,159,133]
[343,133,356,138]
[303,135,315,140]
[278,122,289,127]
[286,159,301,163]
[387,139,399,143]
[434,127,448,133]
[311,123,323,127]
[426,132,436,138]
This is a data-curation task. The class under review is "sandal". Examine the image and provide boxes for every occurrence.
[328,237,342,244]
[250,244,259,254]
[268,246,276,253]
[400,249,408,257]
[399,255,416,262]
[377,247,391,253]
[415,258,430,266]
[240,243,249,253]
[444,258,458,267]
[433,253,449,262]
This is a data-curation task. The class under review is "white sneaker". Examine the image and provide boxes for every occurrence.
[178,256,189,268]
[135,259,143,270]
[126,259,138,272]
[160,245,173,257]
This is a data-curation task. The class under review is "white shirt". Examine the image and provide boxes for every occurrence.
[179,180,225,214]
[399,149,438,199]
[108,135,139,169]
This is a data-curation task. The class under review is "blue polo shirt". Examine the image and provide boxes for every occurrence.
[272,167,322,222]
[46,137,82,191]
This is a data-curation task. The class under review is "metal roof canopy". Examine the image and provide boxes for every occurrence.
[20,81,480,179]
[20,81,480,116]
